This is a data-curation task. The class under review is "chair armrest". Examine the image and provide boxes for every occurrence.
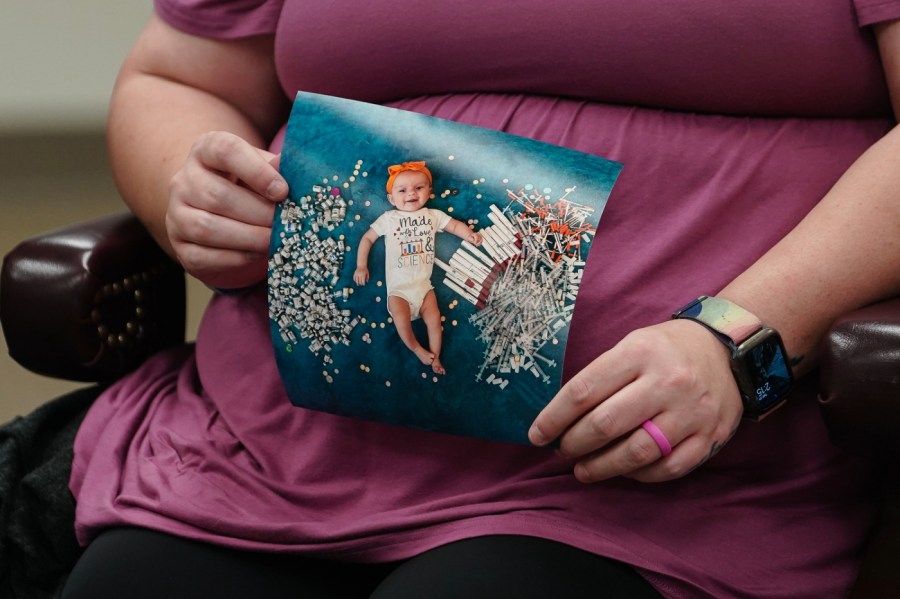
[1,213,186,382]
[818,297,900,462]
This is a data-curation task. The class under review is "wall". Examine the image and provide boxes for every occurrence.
[0,2,151,132]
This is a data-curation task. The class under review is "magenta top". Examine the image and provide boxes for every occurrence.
[71,1,900,597]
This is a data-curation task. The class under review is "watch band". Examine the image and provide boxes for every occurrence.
[672,296,763,347]
[672,295,793,421]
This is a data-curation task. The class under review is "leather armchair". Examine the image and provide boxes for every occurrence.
[1,213,185,382]
[818,296,900,598]
[1,214,898,597]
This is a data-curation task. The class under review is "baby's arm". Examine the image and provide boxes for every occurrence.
[353,227,379,285]
[444,218,482,245]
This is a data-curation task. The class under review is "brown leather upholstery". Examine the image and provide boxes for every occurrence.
[817,298,900,599]
[818,298,900,461]
[0,213,185,382]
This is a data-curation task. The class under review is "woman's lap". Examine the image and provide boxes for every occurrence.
[370,534,661,598]
[61,528,660,599]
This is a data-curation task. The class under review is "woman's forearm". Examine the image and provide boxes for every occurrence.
[720,21,900,376]
[718,122,900,375]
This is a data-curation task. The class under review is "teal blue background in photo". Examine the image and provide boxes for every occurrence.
[270,92,621,444]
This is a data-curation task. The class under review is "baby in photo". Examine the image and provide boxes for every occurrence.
[354,161,482,374]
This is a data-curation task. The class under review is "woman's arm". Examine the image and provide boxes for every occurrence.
[529,21,900,483]
[718,19,900,369]
[107,13,291,288]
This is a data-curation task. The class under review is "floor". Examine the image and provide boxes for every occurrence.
[0,132,211,424]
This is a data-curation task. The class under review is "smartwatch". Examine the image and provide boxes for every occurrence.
[672,296,794,420]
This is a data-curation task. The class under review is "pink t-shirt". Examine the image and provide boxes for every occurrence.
[71,1,900,597]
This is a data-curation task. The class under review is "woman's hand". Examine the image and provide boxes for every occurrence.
[529,319,744,483]
[166,131,289,289]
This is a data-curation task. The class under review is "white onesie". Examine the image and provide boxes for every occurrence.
[369,207,452,319]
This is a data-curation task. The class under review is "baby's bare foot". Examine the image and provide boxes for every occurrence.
[413,347,435,366]
[431,356,446,375]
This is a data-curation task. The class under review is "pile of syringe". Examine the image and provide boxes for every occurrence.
[268,185,358,360]
[434,204,520,308]
[505,186,595,264]
[441,191,594,388]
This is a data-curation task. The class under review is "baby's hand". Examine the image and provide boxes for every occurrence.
[469,231,483,245]
[353,267,369,286]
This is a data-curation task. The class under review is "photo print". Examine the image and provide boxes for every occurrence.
[268,92,622,444]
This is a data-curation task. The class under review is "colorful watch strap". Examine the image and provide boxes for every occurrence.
[672,296,763,346]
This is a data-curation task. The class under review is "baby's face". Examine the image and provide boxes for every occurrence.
[387,171,432,212]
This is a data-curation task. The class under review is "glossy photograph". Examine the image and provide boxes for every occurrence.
[268,92,622,443]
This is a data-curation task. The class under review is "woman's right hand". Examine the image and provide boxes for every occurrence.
[166,131,289,290]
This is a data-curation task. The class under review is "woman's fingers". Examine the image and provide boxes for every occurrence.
[572,416,689,483]
[528,347,640,447]
[170,168,278,229]
[189,131,287,201]
[164,131,288,288]
[529,320,744,483]
[167,204,273,255]
[172,243,269,289]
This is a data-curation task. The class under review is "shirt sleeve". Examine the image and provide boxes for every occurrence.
[853,0,900,27]
[430,209,453,232]
[154,0,284,39]
[369,212,391,237]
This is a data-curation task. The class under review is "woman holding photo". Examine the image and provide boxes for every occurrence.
[61,1,900,597]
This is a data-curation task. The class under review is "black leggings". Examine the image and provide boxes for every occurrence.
[61,528,662,598]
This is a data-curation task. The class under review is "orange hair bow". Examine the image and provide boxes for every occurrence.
[386,161,432,192]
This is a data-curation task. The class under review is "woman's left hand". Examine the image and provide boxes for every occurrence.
[528,319,744,483]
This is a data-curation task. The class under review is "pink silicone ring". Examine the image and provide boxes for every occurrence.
[641,420,673,457]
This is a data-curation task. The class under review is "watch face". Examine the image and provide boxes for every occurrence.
[734,328,793,417]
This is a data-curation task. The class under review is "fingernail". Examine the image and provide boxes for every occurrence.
[266,178,288,199]
[528,425,547,446]
[574,464,592,483]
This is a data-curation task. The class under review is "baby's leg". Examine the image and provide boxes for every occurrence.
[420,291,445,375]
[388,295,434,366]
